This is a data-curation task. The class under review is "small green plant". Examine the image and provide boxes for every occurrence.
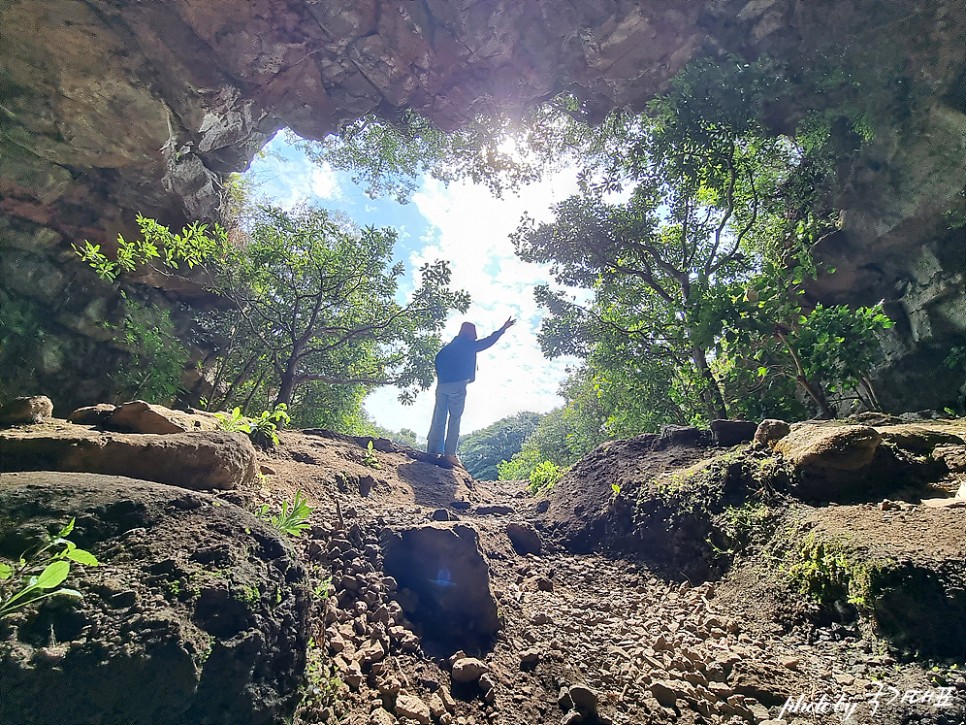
[361,440,381,469]
[249,404,291,448]
[238,585,261,605]
[526,460,562,495]
[256,491,313,537]
[0,519,100,619]
[787,533,871,609]
[215,406,251,433]
[312,575,332,601]
[216,404,291,448]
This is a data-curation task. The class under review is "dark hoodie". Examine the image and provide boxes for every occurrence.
[434,329,506,384]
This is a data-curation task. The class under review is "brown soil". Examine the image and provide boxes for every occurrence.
[244,425,966,725]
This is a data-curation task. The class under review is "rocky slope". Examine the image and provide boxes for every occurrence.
[1,0,964,410]
[1,401,965,724]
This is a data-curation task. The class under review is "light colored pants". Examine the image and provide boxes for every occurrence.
[427,380,468,455]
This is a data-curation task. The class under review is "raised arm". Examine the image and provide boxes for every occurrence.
[474,317,516,351]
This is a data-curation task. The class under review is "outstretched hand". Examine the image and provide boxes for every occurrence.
[501,316,517,331]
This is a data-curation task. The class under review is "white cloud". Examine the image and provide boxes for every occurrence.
[309,164,343,200]
[366,169,582,436]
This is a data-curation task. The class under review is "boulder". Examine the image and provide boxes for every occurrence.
[67,403,117,426]
[505,522,542,555]
[0,396,53,426]
[875,424,965,453]
[710,419,759,447]
[774,423,883,500]
[106,400,219,434]
[0,472,310,725]
[754,419,792,448]
[381,523,500,652]
[0,426,257,491]
[775,424,882,471]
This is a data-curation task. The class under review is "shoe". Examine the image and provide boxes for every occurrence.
[441,454,464,469]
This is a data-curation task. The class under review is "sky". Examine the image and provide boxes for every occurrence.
[245,134,581,437]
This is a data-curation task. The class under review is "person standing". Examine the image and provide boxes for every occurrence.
[427,317,516,467]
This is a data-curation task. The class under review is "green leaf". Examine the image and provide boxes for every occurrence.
[65,549,100,566]
[57,518,76,538]
[0,562,11,580]
[52,588,84,600]
[35,561,70,589]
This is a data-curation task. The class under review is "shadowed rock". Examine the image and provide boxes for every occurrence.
[382,523,499,654]
[0,425,257,490]
[0,472,310,725]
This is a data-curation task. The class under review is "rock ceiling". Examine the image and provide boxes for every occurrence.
[0,0,964,409]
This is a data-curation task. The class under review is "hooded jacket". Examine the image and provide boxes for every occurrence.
[434,329,505,384]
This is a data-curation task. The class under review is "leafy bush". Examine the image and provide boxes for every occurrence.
[497,447,543,481]
[0,519,100,619]
[249,404,291,448]
[526,460,562,495]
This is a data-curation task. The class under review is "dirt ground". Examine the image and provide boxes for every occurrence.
[244,425,966,725]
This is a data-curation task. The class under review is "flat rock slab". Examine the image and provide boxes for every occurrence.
[0,422,257,490]
[105,400,220,434]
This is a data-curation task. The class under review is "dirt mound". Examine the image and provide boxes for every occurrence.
[0,472,309,725]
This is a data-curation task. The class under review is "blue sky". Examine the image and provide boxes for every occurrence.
[245,133,580,436]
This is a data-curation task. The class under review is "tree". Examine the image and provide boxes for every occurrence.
[75,208,470,422]
[513,57,894,426]
[217,205,469,409]
[457,412,541,480]
[513,76,796,421]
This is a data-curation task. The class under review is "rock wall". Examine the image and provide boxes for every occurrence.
[1,0,964,410]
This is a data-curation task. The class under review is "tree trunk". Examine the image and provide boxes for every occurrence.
[275,360,298,408]
[775,330,834,419]
[690,345,728,420]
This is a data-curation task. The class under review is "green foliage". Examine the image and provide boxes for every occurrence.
[104,296,189,404]
[214,205,469,409]
[73,215,230,281]
[526,460,563,495]
[215,407,251,433]
[713,502,773,557]
[312,575,332,601]
[0,518,100,619]
[787,533,871,609]
[248,404,291,448]
[293,105,565,203]
[74,206,469,426]
[361,440,381,469]
[514,58,803,425]
[510,56,894,429]
[497,447,543,481]
[255,491,313,537]
[458,412,541,480]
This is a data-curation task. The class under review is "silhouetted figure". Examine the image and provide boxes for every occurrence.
[427,317,516,468]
